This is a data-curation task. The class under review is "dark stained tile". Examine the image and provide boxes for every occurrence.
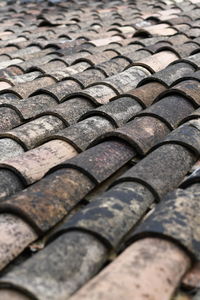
[127,81,166,107]
[43,97,95,125]
[0,94,58,121]
[0,167,95,233]
[157,119,200,157]
[0,230,107,300]
[171,42,200,57]
[131,188,200,260]
[30,79,82,102]
[144,41,173,53]
[0,106,22,132]
[115,143,195,201]
[87,57,130,77]
[44,116,115,152]
[137,94,195,129]
[80,95,143,127]
[90,116,170,155]
[56,140,135,184]
[62,181,154,249]
[169,79,200,107]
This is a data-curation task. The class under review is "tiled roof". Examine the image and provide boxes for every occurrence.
[0,0,200,299]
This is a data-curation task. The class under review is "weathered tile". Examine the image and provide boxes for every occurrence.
[0,2,199,299]
[0,139,78,184]
[0,115,65,150]
[0,213,37,271]
[8,71,42,85]
[182,262,200,289]
[69,238,190,300]
[0,66,24,80]
[44,97,96,125]
[0,46,18,55]
[0,231,107,300]
[118,49,151,62]
[181,164,200,189]
[66,68,106,89]
[131,188,200,260]
[116,43,144,55]
[158,119,200,156]
[0,168,95,232]
[186,27,200,38]
[6,76,56,98]
[138,94,195,129]
[14,54,59,73]
[0,58,24,70]
[144,41,174,53]
[57,52,93,66]
[172,43,200,57]
[138,62,196,87]
[0,106,22,132]
[46,62,92,81]
[184,53,200,68]
[66,84,118,105]
[0,168,24,200]
[136,24,178,36]
[169,80,200,108]
[98,66,151,94]
[7,45,41,59]
[30,59,69,74]
[81,96,143,127]
[45,116,115,152]
[72,51,118,66]
[115,143,195,201]
[91,116,170,155]
[57,140,135,184]
[62,181,154,249]
[31,80,82,102]
[86,57,130,77]
[89,36,123,47]
[0,94,58,120]
[134,50,178,72]
[127,81,166,107]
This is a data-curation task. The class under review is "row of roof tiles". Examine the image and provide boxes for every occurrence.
[0,0,200,299]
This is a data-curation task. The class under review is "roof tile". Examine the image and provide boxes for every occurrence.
[0,0,200,298]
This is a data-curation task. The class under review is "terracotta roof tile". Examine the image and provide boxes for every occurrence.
[69,238,190,300]
[91,115,171,156]
[0,0,200,299]
[80,95,143,127]
[0,139,78,184]
[4,75,56,98]
[138,61,196,87]
[0,114,65,150]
